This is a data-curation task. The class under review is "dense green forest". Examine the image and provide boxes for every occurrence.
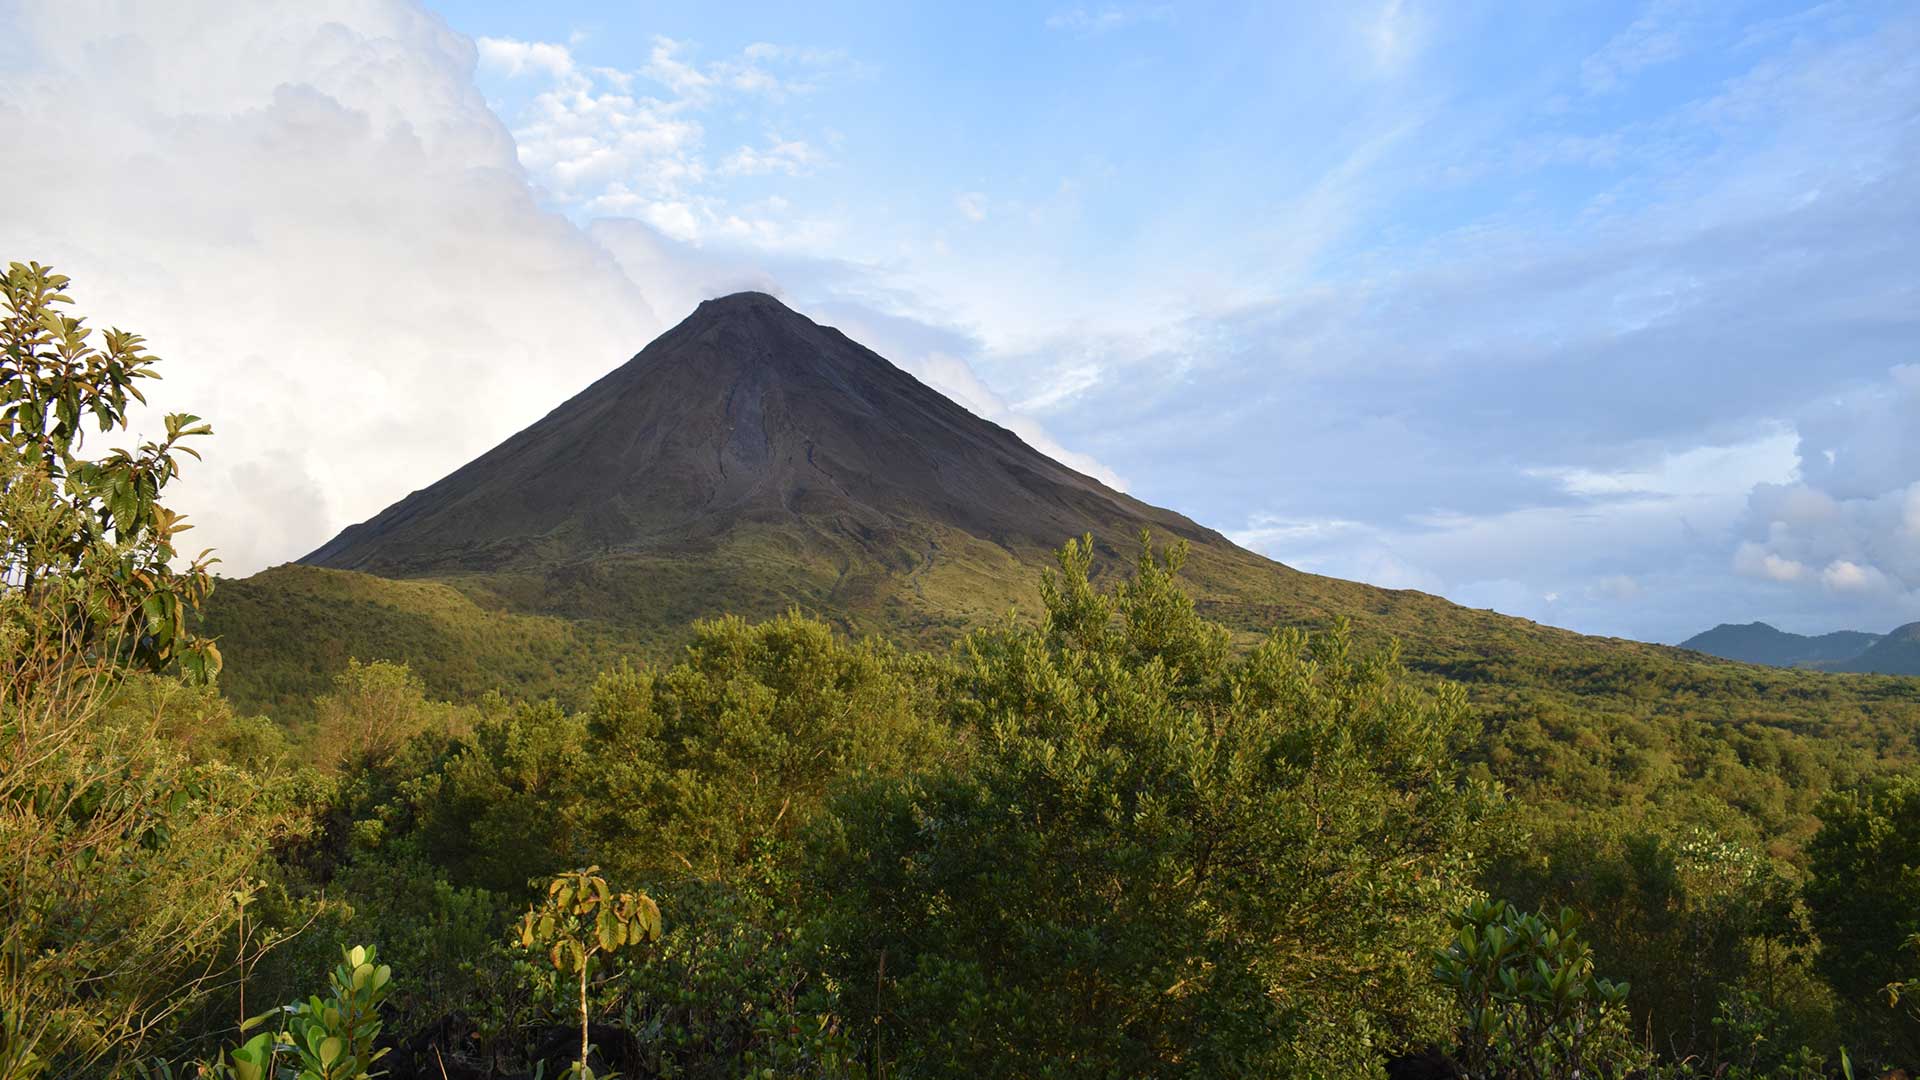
[5,263,1918,1079]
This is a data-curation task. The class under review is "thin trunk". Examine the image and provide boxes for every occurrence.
[579,961,589,1078]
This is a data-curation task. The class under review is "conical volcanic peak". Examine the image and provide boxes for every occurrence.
[302,293,1222,577]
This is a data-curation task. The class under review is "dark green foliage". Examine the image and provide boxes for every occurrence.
[368,613,951,894]
[1804,771,1920,1058]
[147,538,1920,1078]
[32,510,1919,1079]
[618,873,863,1079]
[1435,899,1643,1079]
[809,538,1493,1077]
[1484,813,1810,1059]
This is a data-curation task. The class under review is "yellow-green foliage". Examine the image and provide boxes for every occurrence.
[312,658,470,770]
[351,611,954,894]
[0,263,295,1077]
[808,538,1496,1077]
[517,868,662,1080]
[198,565,641,725]
[120,545,1920,1077]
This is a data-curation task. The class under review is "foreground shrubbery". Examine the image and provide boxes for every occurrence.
[127,546,1918,1079]
[5,263,1918,1077]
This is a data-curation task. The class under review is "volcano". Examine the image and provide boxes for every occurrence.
[304,291,1224,578]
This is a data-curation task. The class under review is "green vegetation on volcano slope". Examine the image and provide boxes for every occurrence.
[199,564,637,725]
[206,528,1920,866]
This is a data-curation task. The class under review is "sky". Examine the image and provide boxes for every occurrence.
[0,0,1916,644]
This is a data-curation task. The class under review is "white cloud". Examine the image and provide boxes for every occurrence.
[955,192,988,223]
[1734,542,1806,583]
[1527,430,1797,498]
[1820,559,1886,593]
[1734,365,1920,603]
[0,2,670,576]
[721,137,820,176]
[477,33,844,240]
[475,36,575,80]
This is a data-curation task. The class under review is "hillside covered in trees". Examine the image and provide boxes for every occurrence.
[5,264,1918,1078]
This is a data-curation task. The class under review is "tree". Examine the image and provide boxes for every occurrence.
[516,867,661,1079]
[312,658,451,769]
[0,260,220,686]
[388,616,950,893]
[812,536,1496,1077]
[1804,771,1920,1060]
[1482,814,1807,1061]
[0,261,283,1075]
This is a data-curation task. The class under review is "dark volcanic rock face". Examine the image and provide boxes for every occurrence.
[303,292,1222,575]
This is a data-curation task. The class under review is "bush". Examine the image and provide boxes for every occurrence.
[811,537,1496,1077]
[1435,899,1645,1079]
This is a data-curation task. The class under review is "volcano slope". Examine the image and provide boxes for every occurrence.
[204,292,1919,851]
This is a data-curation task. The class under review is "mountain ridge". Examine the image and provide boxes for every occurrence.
[1830,620,1920,675]
[1679,621,1884,669]
[1679,620,1920,675]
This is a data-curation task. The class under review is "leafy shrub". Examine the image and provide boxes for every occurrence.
[620,864,863,1080]
[812,537,1495,1077]
[1435,899,1645,1079]
[203,944,392,1080]
[516,867,662,1079]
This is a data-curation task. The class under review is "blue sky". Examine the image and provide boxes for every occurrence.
[2,0,1916,643]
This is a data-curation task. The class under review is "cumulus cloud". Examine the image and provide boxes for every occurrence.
[0,0,1109,578]
[0,0,663,576]
[1733,363,1920,607]
[477,33,845,239]
[1734,543,1806,584]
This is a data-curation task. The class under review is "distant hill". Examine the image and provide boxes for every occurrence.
[1832,621,1920,676]
[1680,622,1882,668]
